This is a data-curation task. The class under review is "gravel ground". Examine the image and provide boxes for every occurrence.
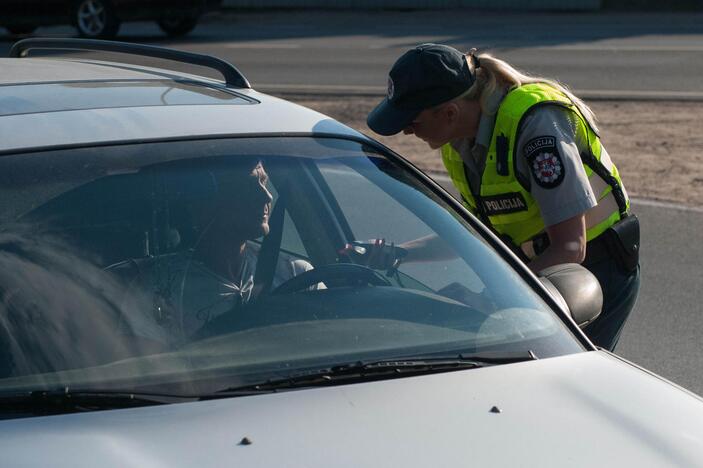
[288,96,703,207]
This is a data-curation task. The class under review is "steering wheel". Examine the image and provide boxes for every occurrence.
[271,263,392,295]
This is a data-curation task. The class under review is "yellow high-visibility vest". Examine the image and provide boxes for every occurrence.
[441,82,629,248]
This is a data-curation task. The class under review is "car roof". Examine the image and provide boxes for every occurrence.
[0,57,168,84]
[0,57,367,154]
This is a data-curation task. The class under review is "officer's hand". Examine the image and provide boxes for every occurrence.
[338,239,408,272]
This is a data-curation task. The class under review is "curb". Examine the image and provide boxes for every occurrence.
[257,84,703,102]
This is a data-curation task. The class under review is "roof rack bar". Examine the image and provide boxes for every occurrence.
[9,38,251,89]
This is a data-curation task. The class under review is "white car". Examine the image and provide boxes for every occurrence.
[0,38,701,467]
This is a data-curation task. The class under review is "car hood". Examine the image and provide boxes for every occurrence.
[1,351,702,467]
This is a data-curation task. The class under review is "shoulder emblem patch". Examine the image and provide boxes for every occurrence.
[523,136,565,189]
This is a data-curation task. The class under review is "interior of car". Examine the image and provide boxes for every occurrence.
[0,136,582,392]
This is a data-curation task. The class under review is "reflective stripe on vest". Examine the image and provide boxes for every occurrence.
[441,83,629,248]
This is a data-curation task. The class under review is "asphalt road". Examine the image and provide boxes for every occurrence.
[1,10,703,394]
[191,11,703,99]
[618,201,703,395]
[3,10,703,98]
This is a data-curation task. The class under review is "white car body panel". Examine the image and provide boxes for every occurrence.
[1,351,702,467]
[0,100,364,153]
[0,58,365,153]
[0,58,167,84]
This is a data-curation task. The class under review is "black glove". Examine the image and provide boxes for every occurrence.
[338,239,408,273]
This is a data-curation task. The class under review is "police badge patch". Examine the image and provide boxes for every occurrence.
[523,136,565,189]
[387,77,395,100]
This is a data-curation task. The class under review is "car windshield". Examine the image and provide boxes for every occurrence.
[0,136,583,395]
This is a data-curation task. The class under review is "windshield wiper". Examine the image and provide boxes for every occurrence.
[213,350,537,395]
[0,388,201,416]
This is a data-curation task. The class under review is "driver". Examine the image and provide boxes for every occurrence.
[112,160,318,345]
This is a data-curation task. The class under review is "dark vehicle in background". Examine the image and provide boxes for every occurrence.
[2,0,222,38]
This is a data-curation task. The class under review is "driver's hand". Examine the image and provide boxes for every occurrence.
[338,239,407,271]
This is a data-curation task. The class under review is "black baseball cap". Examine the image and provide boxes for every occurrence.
[367,43,476,136]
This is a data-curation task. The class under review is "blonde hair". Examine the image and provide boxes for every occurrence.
[459,52,599,133]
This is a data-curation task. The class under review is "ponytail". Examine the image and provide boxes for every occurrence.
[460,52,599,133]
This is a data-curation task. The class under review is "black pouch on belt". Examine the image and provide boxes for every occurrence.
[603,214,640,273]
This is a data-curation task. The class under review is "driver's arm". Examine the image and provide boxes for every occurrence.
[340,234,457,268]
[399,234,457,263]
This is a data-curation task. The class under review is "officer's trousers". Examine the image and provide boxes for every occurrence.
[582,259,641,351]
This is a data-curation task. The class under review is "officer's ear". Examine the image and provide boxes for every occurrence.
[441,102,461,125]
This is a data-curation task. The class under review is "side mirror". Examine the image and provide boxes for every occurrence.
[539,263,602,328]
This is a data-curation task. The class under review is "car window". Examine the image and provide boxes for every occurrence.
[0,137,583,397]
[317,160,485,293]
[272,188,308,259]
[20,172,154,266]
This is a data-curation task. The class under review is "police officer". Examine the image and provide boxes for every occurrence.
[367,43,640,351]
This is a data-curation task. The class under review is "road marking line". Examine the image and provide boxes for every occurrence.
[258,83,385,93]
[577,89,703,100]
[628,198,703,213]
[224,43,301,49]
[257,84,703,100]
[535,44,703,52]
[355,42,703,52]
